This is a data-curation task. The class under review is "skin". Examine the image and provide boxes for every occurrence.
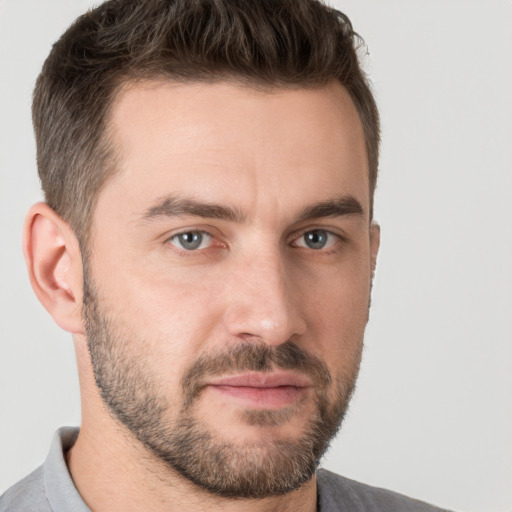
[24,80,380,512]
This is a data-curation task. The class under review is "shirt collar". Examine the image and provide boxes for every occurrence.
[44,427,90,512]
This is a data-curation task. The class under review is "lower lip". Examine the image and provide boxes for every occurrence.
[208,385,307,408]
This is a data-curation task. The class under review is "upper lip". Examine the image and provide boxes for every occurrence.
[206,371,312,388]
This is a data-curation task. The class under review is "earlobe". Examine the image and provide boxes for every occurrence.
[23,202,85,334]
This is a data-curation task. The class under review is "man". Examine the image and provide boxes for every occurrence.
[0,0,452,510]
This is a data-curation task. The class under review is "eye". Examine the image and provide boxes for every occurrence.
[294,229,337,250]
[168,231,213,251]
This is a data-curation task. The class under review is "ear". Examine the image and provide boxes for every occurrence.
[23,202,85,334]
[370,221,380,273]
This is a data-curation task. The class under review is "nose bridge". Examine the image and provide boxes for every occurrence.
[223,245,305,345]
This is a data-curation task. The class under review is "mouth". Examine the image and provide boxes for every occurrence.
[205,371,312,409]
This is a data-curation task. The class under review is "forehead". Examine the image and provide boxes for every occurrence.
[100,80,369,223]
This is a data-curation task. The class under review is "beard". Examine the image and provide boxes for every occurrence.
[82,273,362,499]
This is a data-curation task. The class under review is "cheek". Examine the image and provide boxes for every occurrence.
[302,263,371,371]
[94,261,226,379]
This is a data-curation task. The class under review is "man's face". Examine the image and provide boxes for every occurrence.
[83,80,378,498]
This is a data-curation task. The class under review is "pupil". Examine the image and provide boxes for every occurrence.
[305,230,327,249]
[180,232,202,249]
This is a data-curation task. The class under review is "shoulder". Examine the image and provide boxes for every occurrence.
[0,465,52,512]
[317,469,454,512]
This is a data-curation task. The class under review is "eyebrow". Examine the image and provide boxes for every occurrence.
[296,196,364,222]
[142,195,246,223]
[141,194,363,223]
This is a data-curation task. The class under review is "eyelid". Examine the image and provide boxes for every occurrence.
[163,224,221,241]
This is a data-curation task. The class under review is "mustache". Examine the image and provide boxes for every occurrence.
[181,341,331,406]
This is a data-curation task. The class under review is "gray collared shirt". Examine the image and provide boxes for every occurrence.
[1,428,89,511]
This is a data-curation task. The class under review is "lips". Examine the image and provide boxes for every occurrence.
[205,371,312,408]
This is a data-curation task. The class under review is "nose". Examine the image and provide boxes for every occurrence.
[222,249,307,346]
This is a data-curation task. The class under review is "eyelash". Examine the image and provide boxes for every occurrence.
[165,228,345,255]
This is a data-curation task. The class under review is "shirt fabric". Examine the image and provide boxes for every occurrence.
[0,427,453,511]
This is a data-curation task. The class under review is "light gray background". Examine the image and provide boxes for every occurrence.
[1,1,511,511]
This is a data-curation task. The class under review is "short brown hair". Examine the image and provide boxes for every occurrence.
[33,0,380,249]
